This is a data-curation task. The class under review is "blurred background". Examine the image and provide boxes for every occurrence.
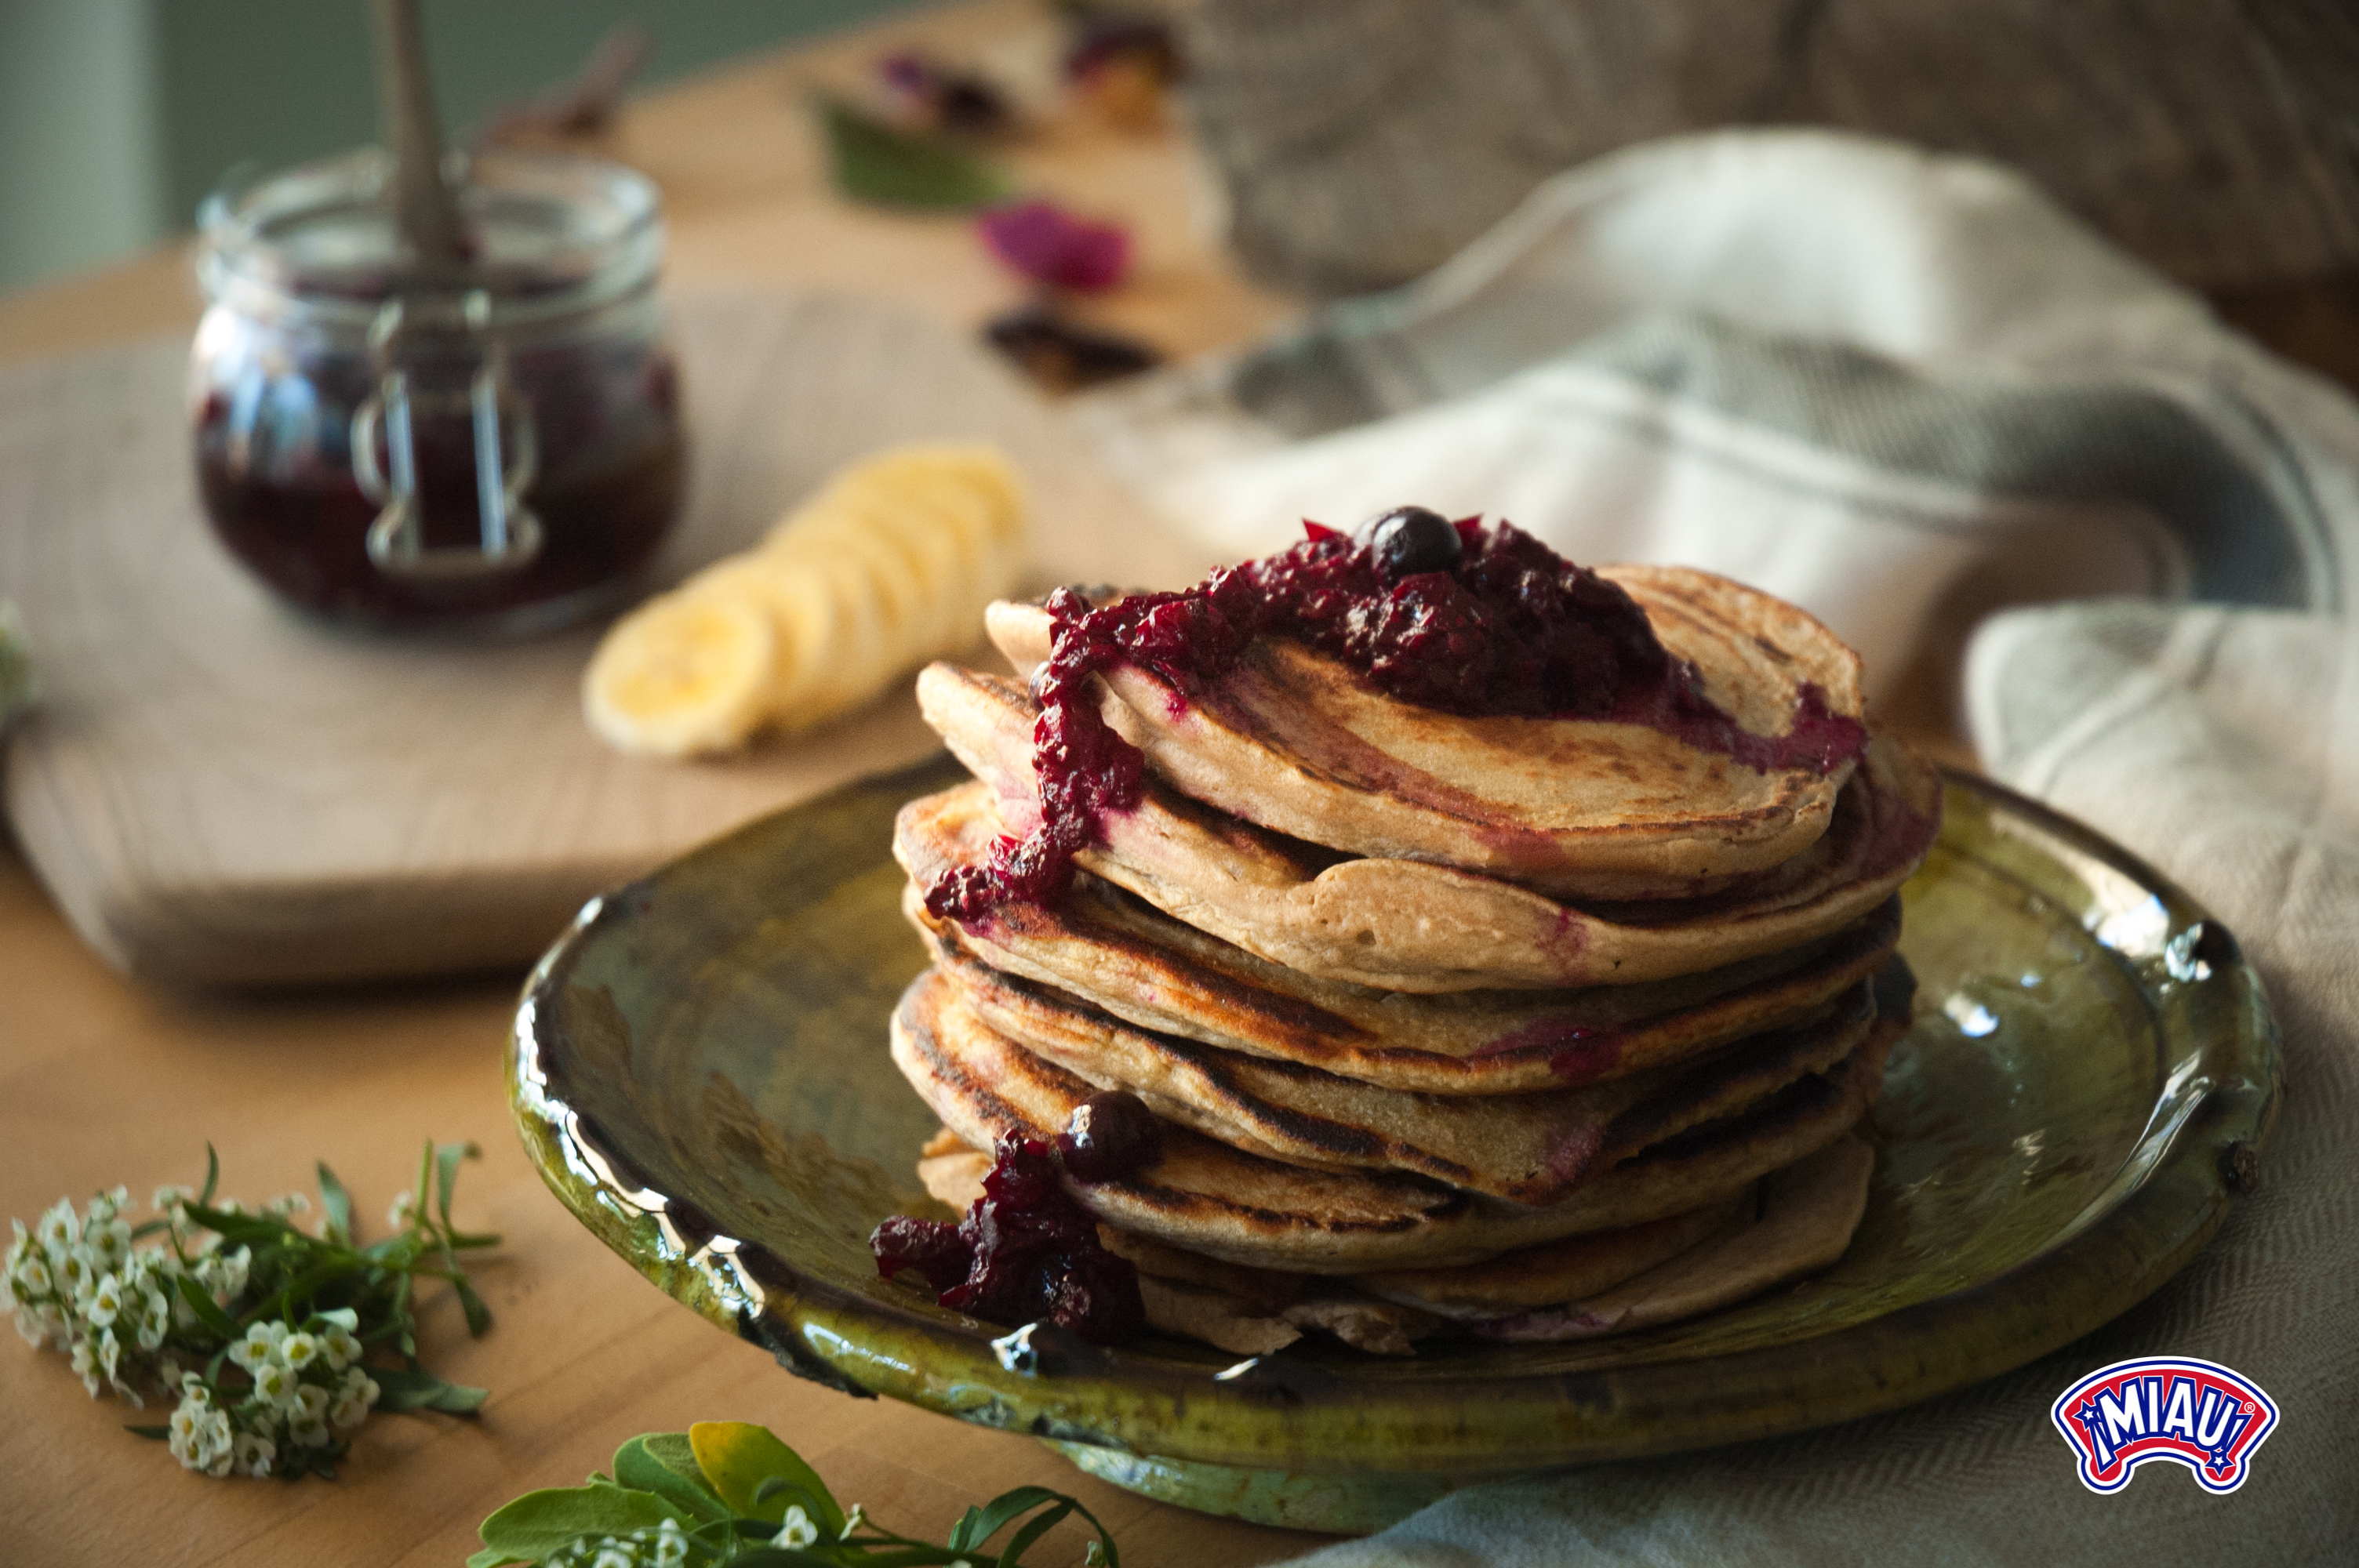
[0,0,931,292]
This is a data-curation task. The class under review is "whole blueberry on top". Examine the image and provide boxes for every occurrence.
[1354,505,1463,579]
[1057,1090,1164,1181]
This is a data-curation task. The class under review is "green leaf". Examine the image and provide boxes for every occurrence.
[175,1274,242,1339]
[820,99,1012,209]
[718,1552,841,1568]
[947,1488,1064,1554]
[449,1271,493,1338]
[373,1366,488,1414]
[434,1142,478,1233]
[995,1499,1073,1566]
[688,1421,843,1536]
[125,1424,170,1439]
[614,1432,729,1526]
[315,1161,354,1241]
[475,1483,687,1563]
[198,1143,220,1207]
[465,1550,518,1568]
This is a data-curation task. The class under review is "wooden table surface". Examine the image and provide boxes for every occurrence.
[0,5,1318,1565]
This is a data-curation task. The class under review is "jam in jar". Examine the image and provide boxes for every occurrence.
[191,148,685,633]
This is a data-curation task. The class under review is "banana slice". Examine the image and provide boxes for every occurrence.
[582,588,775,758]
[583,442,1030,757]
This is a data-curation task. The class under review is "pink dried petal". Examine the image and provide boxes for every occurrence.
[978,201,1131,293]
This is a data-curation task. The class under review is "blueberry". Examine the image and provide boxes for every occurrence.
[1355,506,1462,579]
[1056,1091,1164,1181]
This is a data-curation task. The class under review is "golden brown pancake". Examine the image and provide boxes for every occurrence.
[1354,1192,1752,1317]
[931,935,1876,1205]
[896,783,1903,1092]
[1464,1135,1877,1340]
[889,965,1899,1272]
[983,564,1864,900]
[912,661,1940,989]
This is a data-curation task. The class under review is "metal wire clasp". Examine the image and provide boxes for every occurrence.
[351,291,543,579]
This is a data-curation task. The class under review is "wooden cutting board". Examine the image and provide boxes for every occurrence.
[0,285,1207,985]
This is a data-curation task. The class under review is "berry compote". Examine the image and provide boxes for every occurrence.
[871,1134,1144,1345]
[191,148,685,633]
[925,510,1869,925]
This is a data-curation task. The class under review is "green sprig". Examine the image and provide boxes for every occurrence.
[3,1139,499,1479]
[474,1422,1118,1568]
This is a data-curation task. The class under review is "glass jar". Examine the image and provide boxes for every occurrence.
[191,148,686,633]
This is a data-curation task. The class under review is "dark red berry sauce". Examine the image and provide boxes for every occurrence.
[871,1134,1144,1345]
[925,517,1867,924]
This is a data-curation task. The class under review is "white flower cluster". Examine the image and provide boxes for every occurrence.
[543,1517,691,1568]
[182,1318,380,1475]
[5,1187,248,1409]
[7,1183,376,1479]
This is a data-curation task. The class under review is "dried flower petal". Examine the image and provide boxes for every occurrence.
[978,201,1131,292]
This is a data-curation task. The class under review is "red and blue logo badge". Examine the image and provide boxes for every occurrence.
[2052,1356,2279,1495]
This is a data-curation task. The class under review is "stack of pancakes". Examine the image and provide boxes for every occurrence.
[886,564,1941,1356]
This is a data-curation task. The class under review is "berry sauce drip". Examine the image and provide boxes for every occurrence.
[870,1134,1144,1345]
[925,510,1868,925]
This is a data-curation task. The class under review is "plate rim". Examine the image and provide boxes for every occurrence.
[508,759,2282,1478]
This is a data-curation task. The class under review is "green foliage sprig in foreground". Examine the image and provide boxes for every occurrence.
[4,1141,496,1478]
[475,1421,1119,1568]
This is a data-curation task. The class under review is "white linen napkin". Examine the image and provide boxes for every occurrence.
[1076,129,2355,706]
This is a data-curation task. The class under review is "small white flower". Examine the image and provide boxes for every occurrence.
[36,1199,78,1258]
[251,1360,297,1407]
[279,1330,320,1370]
[322,1326,362,1370]
[329,1390,371,1429]
[229,1321,278,1370]
[649,1519,688,1568]
[778,1505,818,1549]
[840,1502,867,1539]
[85,1216,130,1270]
[289,1414,330,1449]
[1085,1543,1109,1567]
[14,1253,51,1297]
[69,1336,101,1396]
[168,1398,202,1445]
[53,1245,92,1297]
[290,1382,329,1423]
[339,1367,380,1407]
[590,1546,636,1568]
[267,1192,310,1218]
[386,1190,417,1231]
[12,1306,45,1348]
[198,1410,236,1476]
[180,1371,211,1405]
[85,1272,123,1329]
[234,1430,276,1477]
[152,1183,194,1215]
[136,1290,169,1352]
[89,1186,129,1224]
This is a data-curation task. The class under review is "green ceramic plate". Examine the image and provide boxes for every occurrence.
[508,757,2279,1534]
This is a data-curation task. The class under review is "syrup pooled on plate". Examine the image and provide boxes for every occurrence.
[925,510,1868,925]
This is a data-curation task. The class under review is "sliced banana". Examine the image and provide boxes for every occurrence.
[582,588,776,759]
[584,443,1030,757]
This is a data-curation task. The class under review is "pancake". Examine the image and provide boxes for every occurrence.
[983,564,1865,900]
[890,965,1900,1272]
[896,782,1903,1092]
[1356,1191,1752,1317]
[1466,1135,1877,1340]
[932,935,1877,1205]
[913,662,1941,990]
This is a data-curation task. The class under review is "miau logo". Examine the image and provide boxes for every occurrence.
[2051,1356,2279,1495]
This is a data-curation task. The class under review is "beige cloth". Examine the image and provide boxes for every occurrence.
[1276,601,2359,1564]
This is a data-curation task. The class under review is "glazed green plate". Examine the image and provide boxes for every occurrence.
[508,757,2279,1534]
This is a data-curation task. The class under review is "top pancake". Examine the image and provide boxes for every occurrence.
[985,564,1865,900]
